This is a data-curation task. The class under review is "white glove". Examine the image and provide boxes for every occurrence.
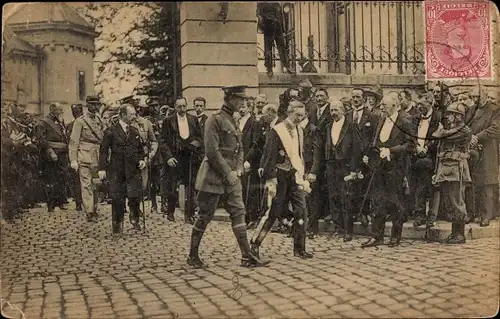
[344,172,357,181]
[139,160,146,170]
[362,155,369,164]
[167,157,178,167]
[307,173,317,183]
[258,168,264,178]
[98,170,106,180]
[380,147,391,161]
[70,160,79,171]
[243,161,251,172]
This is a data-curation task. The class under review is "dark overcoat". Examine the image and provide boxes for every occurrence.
[98,123,145,199]
[195,105,244,194]
[468,101,500,186]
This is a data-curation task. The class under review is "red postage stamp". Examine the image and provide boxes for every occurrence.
[424,1,492,80]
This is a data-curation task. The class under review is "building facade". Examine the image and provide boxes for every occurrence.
[2,3,97,122]
[179,1,500,109]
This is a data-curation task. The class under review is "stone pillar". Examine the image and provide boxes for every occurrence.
[180,2,258,111]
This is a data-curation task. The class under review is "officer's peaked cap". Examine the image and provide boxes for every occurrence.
[222,85,247,98]
[446,102,467,116]
[86,96,101,105]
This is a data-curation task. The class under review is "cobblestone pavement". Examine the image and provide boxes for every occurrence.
[1,203,499,319]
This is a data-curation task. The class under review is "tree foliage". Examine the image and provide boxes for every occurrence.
[74,2,180,106]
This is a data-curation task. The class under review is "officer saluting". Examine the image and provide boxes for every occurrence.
[69,96,105,222]
[187,85,269,269]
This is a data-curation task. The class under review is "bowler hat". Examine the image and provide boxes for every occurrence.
[222,85,247,98]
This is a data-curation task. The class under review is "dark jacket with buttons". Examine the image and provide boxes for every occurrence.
[195,104,244,194]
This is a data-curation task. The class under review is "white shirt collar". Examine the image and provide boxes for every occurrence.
[387,111,399,123]
[422,108,433,119]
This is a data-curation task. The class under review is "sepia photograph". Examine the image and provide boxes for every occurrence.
[1,1,499,318]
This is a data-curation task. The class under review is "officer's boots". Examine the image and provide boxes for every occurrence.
[187,228,206,269]
[444,222,466,244]
[232,226,269,268]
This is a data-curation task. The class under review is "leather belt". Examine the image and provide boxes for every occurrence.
[80,140,100,146]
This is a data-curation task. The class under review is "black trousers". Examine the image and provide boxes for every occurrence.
[149,164,162,209]
[242,168,261,223]
[164,150,197,219]
[326,160,352,234]
[252,169,307,251]
[42,152,69,210]
[263,20,289,71]
[370,165,406,241]
[410,157,435,221]
[112,197,140,226]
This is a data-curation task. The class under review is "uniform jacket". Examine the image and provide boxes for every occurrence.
[433,125,472,184]
[195,104,244,194]
[35,114,69,159]
[160,113,202,161]
[68,114,104,166]
[131,116,158,161]
[98,122,145,199]
[468,101,500,186]
[311,116,360,175]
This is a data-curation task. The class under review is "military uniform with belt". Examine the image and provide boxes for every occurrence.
[69,96,105,221]
[35,103,70,212]
[187,85,268,269]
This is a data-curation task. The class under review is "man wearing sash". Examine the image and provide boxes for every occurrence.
[251,100,313,259]
[69,96,105,222]
[35,103,70,212]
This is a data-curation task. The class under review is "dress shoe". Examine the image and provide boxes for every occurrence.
[166,214,175,222]
[294,250,313,259]
[241,255,270,268]
[361,237,383,248]
[343,234,353,242]
[132,223,142,231]
[308,233,318,240]
[388,238,400,247]
[187,255,206,269]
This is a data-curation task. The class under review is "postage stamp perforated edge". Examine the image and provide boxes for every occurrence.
[423,0,495,82]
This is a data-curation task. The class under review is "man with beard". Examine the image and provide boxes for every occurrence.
[35,103,70,212]
[187,85,268,268]
[254,94,268,121]
[410,95,442,227]
[361,92,415,248]
[252,100,313,259]
[432,102,472,243]
[69,97,105,221]
[161,97,203,224]
[67,103,84,213]
[239,99,260,229]
[309,100,360,242]
[193,97,208,138]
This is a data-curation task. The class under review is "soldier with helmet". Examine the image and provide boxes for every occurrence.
[432,102,472,243]
[69,96,105,221]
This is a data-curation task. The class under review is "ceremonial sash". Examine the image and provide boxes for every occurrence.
[273,122,305,183]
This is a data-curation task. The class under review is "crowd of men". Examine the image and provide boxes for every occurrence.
[1,80,499,258]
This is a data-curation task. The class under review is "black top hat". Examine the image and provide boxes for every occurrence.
[222,85,248,98]
[86,96,101,105]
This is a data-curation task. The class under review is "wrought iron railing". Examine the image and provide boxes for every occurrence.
[257,1,425,76]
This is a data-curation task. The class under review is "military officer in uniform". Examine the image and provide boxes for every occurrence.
[432,102,472,243]
[187,85,268,269]
[35,103,70,212]
[69,96,105,221]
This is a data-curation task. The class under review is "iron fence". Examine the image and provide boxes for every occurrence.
[257,1,426,76]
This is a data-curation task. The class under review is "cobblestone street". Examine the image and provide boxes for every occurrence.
[1,203,499,319]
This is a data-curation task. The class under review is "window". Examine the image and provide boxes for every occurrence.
[78,70,85,101]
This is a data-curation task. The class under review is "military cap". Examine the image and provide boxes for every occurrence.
[71,104,83,112]
[222,85,247,98]
[86,96,101,105]
[446,102,467,116]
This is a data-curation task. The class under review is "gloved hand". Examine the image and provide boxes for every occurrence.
[71,160,79,171]
[226,171,239,186]
[138,160,146,170]
[243,161,251,173]
[98,170,106,180]
[167,157,178,167]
